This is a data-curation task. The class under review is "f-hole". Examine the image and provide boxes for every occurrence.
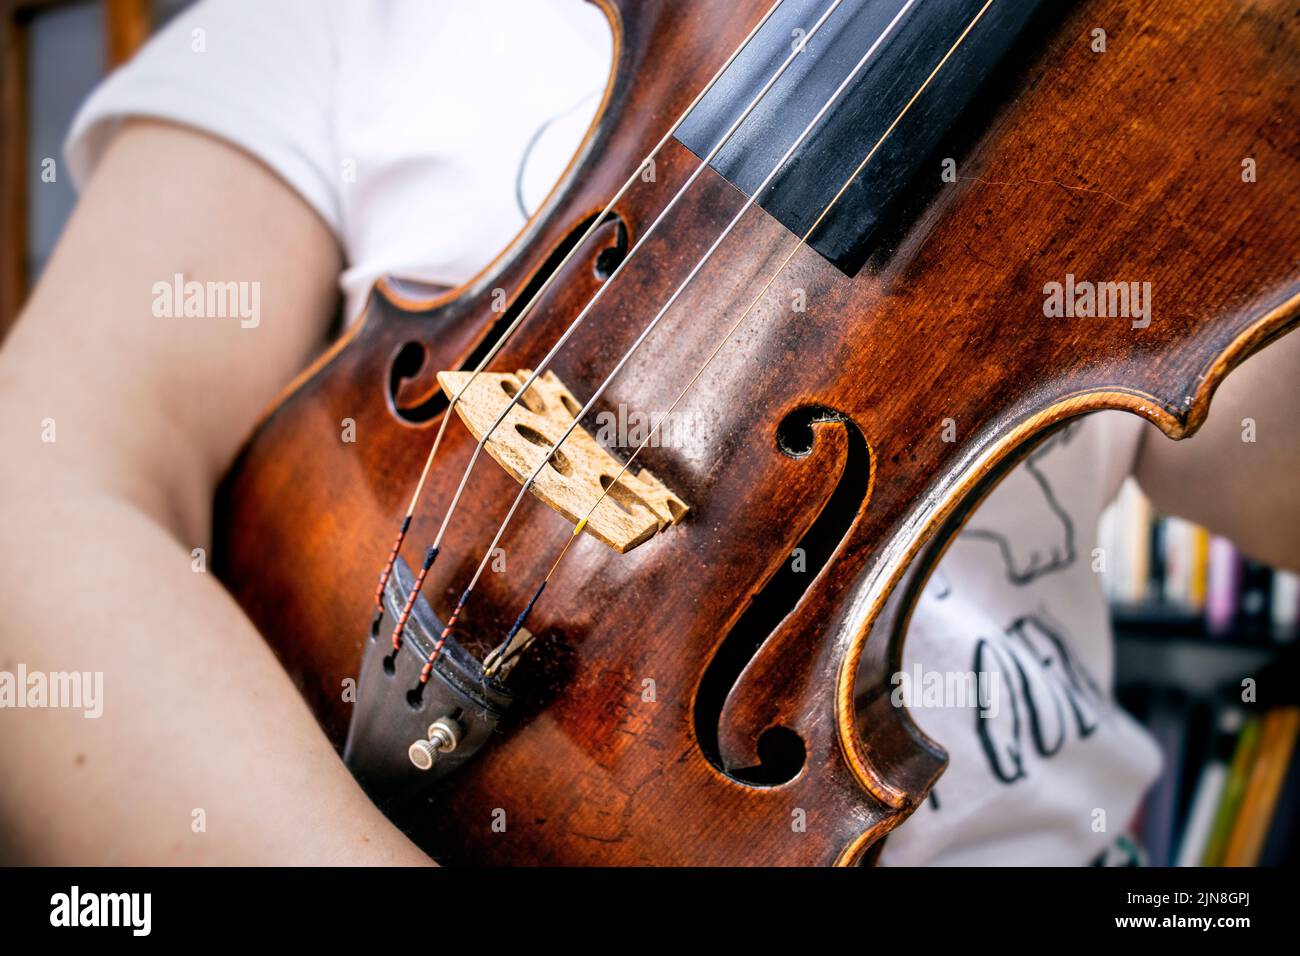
[388,211,629,424]
[694,406,871,786]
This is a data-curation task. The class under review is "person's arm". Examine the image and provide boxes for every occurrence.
[0,120,431,864]
[1134,328,1300,573]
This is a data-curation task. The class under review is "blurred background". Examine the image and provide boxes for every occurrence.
[1,0,189,332]
[1100,480,1297,866]
[2,0,1295,868]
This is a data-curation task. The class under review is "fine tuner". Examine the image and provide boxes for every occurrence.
[408,717,463,772]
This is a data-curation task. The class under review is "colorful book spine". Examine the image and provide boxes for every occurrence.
[1272,570,1299,643]
[1204,536,1240,637]
[1175,708,1242,867]
[1129,488,1151,603]
[1102,479,1152,604]
[1166,517,1212,612]
[1224,707,1300,866]
[1102,484,1292,642]
[1260,732,1300,865]
[1201,715,1262,866]
[1187,525,1210,612]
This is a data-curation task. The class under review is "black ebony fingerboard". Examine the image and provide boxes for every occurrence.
[674,0,1051,275]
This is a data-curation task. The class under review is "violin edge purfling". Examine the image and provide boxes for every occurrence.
[213,0,1300,865]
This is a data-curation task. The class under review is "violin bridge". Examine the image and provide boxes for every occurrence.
[437,369,689,553]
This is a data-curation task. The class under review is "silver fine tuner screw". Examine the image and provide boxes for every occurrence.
[408,716,462,771]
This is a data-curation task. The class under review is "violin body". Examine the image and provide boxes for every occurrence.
[215,0,1299,865]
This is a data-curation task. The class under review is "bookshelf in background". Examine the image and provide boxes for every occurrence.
[1099,478,1298,867]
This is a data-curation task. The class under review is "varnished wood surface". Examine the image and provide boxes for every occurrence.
[215,0,1300,865]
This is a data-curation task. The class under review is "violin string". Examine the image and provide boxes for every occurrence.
[389,0,852,654]
[367,0,788,638]
[426,0,936,682]
[485,0,996,675]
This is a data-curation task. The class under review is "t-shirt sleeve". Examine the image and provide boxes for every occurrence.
[65,0,343,238]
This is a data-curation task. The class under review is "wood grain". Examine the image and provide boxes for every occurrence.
[437,368,687,552]
[215,0,1300,865]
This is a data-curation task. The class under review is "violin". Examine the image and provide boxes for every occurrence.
[214,0,1300,864]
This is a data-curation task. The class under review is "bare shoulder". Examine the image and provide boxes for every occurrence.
[0,119,342,538]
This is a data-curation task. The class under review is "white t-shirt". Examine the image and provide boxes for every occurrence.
[66,0,1161,865]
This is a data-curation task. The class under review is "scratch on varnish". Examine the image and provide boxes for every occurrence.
[959,175,1133,209]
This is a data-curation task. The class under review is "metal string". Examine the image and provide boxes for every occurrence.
[389,0,852,651]
[437,0,943,677]
[487,0,997,674]
[368,0,788,637]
